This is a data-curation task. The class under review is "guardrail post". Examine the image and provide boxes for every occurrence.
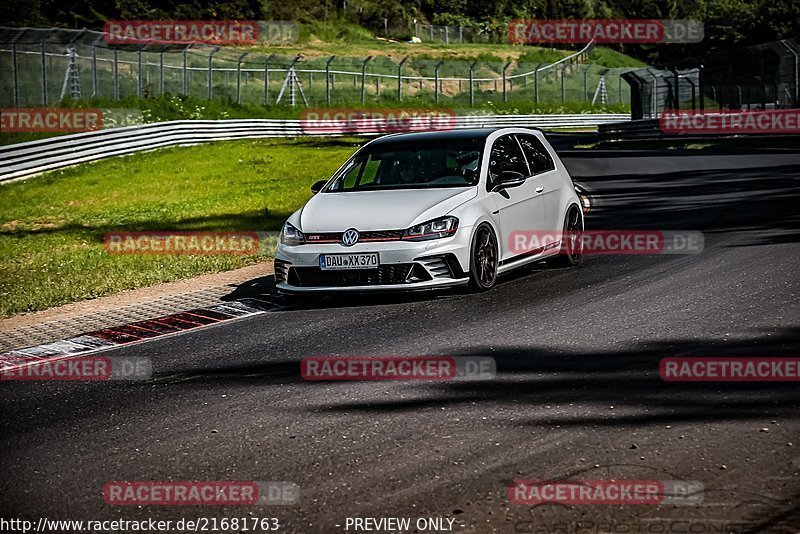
[434,60,444,103]
[502,62,511,103]
[264,54,275,105]
[361,56,372,104]
[40,42,48,105]
[469,61,477,107]
[236,52,250,104]
[207,47,219,100]
[326,55,336,105]
[397,57,408,101]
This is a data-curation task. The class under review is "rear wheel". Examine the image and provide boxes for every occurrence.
[552,206,584,267]
[468,224,498,291]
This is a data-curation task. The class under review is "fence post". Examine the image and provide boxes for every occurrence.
[781,41,799,107]
[685,76,696,111]
[459,26,463,43]
[326,55,336,105]
[397,57,408,101]
[434,60,444,103]
[11,42,19,107]
[561,64,566,103]
[182,47,188,96]
[137,47,143,97]
[113,48,119,101]
[583,69,588,100]
[40,42,48,105]
[92,40,99,98]
[469,61,477,107]
[207,47,220,100]
[502,62,511,103]
[618,74,622,104]
[445,26,449,44]
[159,49,165,95]
[430,26,434,42]
[264,54,275,105]
[361,56,372,104]
[533,64,542,104]
[236,52,249,104]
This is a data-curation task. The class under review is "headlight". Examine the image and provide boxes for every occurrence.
[280,222,305,246]
[403,216,458,241]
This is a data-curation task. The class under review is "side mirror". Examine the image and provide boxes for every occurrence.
[311,180,327,194]
[492,171,526,192]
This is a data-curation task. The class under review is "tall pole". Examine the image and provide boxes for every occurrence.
[207,47,219,100]
[361,56,372,104]
[502,62,511,103]
[236,52,249,104]
[469,61,477,107]
[434,60,444,104]
[264,54,275,105]
[326,55,336,105]
[397,57,408,101]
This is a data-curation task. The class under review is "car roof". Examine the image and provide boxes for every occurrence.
[367,127,541,146]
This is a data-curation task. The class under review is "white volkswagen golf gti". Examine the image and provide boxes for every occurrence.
[275,127,583,293]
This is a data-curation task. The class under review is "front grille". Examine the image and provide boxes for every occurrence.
[288,264,431,287]
[305,229,405,244]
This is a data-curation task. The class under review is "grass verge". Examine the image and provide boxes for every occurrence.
[0,137,363,317]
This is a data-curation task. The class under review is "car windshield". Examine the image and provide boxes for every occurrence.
[324,139,484,192]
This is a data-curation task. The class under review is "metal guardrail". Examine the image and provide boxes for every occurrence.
[0,114,629,183]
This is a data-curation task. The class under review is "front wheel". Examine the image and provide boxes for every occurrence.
[552,206,584,267]
[468,223,499,291]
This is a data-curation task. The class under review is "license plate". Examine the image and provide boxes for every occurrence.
[319,253,379,270]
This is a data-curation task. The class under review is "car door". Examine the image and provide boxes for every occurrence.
[516,134,562,231]
[487,134,548,262]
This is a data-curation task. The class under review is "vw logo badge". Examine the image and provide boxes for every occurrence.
[341,228,359,247]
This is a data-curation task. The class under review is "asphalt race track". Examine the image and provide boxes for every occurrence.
[2,148,800,533]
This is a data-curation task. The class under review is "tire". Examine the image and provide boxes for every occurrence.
[552,206,584,267]
[468,223,499,291]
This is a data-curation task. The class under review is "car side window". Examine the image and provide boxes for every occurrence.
[517,134,556,175]
[487,134,528,191]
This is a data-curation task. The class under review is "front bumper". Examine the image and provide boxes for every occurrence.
[274,229,472,293]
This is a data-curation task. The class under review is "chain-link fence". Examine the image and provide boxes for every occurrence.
[623,39,799,119]
[0,27,632,110]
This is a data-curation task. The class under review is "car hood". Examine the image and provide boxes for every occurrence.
[299,187,477,232]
